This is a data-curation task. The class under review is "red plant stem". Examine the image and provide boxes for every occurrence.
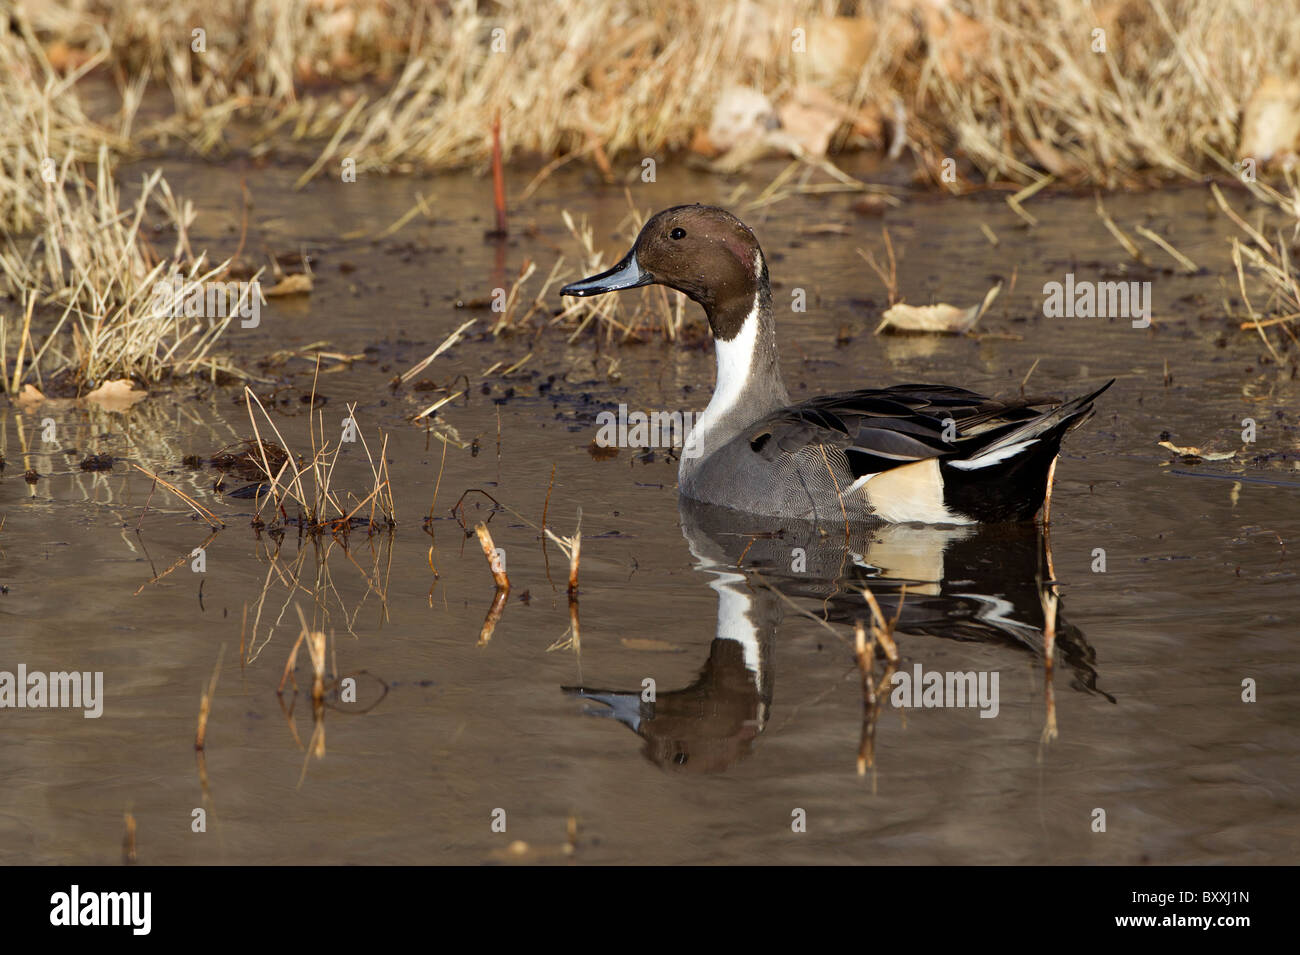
[491,111,507,237]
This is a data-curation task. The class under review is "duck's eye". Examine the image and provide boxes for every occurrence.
[670,227,686,240]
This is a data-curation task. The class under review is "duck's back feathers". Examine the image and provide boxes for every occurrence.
[742,380,1113,523]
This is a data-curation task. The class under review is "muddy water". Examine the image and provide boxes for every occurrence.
[2,157,1298,865]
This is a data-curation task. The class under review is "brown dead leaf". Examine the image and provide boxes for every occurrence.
[775,86,845,158]
[876,282,1002,334]
[265,273,313,297]
[15,384,47,414]
[689,126,720,158]
[1157,441,1236,462]
[84,379,147,411]
[1241,75,1300,163]
[13,384,78,413]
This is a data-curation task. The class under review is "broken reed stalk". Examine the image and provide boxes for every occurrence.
[854,615,898,777]
[134,528,221,596]
[565,529,580,596]
[1040,588,1059,746]
[478,586,509,647]
[854,586,905,774]
[543,526,582,597]
[278,605,327,701]
[306,629,327,706]
[1042,455,1059,525]
[1006,176,1053,226]
[855,617,875,777]
[567,597,580,652]
[401,318,475,385]
[1134,225,1198,274]
[1094,194,1148,264]
[194,644,225,750]
[278,629,304,695]
[860,587,901,663]
[474,522,510,591]
[854,620,876,705]
[288,604,329,705]
[132,464,225,529]
[122,811,137,864]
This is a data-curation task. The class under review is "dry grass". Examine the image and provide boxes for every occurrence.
[0,154,243,389]
[921,0,1299,187]
[11,1,1300,186]
[1,25,241,389]
[242,386,396,535]
[1224,184,1300,354]
[1196,149,1300,348]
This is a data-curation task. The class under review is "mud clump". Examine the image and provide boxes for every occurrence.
[209,439,290,480]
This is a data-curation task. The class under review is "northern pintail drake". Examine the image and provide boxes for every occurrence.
[560,205,1112,525]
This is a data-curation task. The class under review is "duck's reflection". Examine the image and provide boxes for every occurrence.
[564,500,1112,773]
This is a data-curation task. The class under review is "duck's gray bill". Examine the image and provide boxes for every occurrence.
[560,251,653,297]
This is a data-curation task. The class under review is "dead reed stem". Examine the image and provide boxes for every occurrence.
[478,587,509,647]
[132,464,225,529]
[854,614,898,777]
[544,513,582,597]
[475,522,510,591]
[1040,588,1060,748]
[122,811,137,864]
[195,644,225,750]
[401,319,475,385]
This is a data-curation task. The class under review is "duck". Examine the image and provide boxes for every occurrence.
[560,204,1111,525]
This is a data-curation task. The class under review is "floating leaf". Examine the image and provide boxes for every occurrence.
[1158,440,1236,462]
[85,379,147,411]
[265,273,313,297]
[876,282,1001,335]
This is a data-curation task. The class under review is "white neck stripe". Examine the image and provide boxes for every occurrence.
[693,292,760,444]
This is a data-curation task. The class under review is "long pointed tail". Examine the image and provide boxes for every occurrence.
[953,379,1114,470]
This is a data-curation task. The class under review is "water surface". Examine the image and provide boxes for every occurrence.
[2,159,1297,864]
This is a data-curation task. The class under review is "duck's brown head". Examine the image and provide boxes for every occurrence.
[560,205,768,342]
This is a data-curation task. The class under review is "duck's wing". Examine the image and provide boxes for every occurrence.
[746,381,1112,476]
